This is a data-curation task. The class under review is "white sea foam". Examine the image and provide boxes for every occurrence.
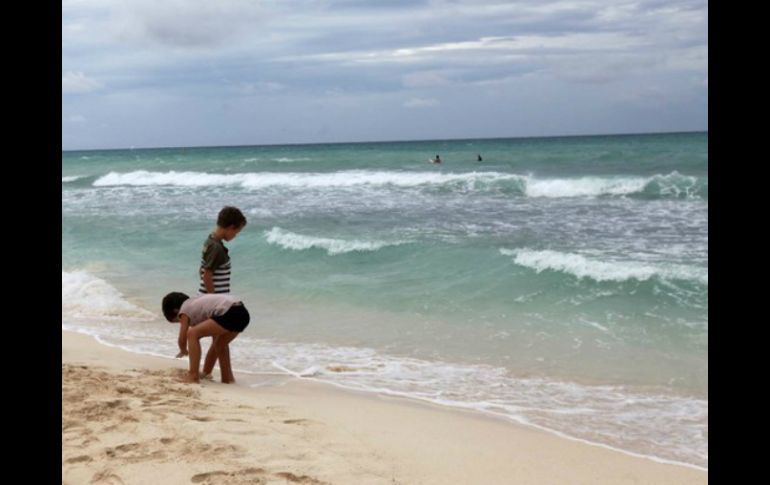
[62,270,156,321]
[265,227,407,255]
[500,249,708,284]
[90,170,705,199]
[524,176,646,197]
[274,157,311,162]
[92,170,520,189]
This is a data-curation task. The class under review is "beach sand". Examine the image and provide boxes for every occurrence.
[62,330,706,484]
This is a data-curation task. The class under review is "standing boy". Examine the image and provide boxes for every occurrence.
[197,207,247,378]
[200,206,247,294]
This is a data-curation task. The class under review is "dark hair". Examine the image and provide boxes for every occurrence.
[217,206,247,229]
[162,292,190,322]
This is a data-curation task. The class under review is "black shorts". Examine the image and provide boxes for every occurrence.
[212,304,250,333]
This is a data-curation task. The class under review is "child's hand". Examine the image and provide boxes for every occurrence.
[175,350,189,358]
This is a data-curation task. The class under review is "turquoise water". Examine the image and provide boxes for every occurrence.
[62,132,708,468]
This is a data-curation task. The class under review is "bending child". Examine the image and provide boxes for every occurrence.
[162,292,250,384]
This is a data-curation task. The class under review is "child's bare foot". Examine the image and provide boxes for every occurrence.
[201,373,214,381]
[221,376,236,384]
[178,373,200,384]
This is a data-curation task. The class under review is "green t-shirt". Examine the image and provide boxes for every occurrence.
[201,234,229,270]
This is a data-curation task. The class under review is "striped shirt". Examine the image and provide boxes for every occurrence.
[199,234,231,294]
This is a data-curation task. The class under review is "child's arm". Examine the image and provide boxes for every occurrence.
[202,269,215,293]
[175,314,190,357]
[201,243,227,293]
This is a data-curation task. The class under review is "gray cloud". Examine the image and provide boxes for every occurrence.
[403,71,452,88]
[111,0,267,48]
[62,71,103,94]
[403,97,440,108]
[62,0,708,149]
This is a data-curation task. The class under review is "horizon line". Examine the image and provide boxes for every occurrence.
[62,129,707,153]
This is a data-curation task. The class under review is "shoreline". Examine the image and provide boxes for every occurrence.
[65,324,708,471]
[62,329,707,484]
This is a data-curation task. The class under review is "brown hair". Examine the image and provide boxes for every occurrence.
[217,206,247,229]
[162,292,190,322]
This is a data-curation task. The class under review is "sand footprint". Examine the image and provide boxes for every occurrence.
[103,442,166,463]
[190,467,266,484]
[90,470,125,484]
[188,415,214,422]
[64,455,93,464]
[190,470,230,483]
[190,468,327,485]
[282,419,312,426]
[104,399,128,409]
[274,471,328,484]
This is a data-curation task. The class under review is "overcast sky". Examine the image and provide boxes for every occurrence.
[62,0,707,150]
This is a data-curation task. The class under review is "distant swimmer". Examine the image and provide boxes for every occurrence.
[477,154,483,162]
[432,154,442,164]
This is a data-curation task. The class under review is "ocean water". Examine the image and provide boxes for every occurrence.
[62,132,708,469]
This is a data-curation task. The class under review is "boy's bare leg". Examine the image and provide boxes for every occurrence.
[214,331,239,383]
[202,337,218,378]
[183,320,229,383]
